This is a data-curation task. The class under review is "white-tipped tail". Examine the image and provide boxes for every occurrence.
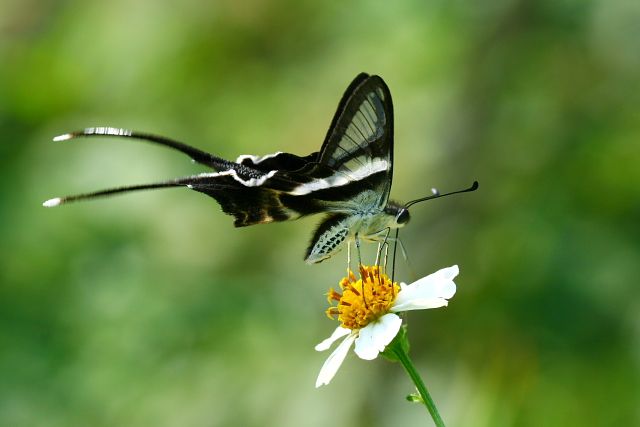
[43,198,62,207]
[53,134,72,142]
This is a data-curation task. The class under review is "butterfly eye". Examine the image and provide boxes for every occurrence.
[396,208,410,225]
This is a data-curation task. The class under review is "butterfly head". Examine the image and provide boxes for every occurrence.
[384,202,411,228]
[395,207,410,225]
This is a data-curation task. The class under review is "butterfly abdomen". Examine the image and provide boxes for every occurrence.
[305,214,350,263]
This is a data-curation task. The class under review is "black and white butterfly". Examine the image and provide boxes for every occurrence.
[44,73,477,264]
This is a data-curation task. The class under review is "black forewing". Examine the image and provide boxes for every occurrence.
[292,74,394,210]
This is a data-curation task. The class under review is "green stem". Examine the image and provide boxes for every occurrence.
[392,346,446,427]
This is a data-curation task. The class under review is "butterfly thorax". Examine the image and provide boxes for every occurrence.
[305,199,409,263]
[357,200,409,240]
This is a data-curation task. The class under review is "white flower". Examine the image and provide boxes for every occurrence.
[315,265,458,387]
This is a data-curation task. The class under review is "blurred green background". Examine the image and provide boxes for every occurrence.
[1,0,639,426]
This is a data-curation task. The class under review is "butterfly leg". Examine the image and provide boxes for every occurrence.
[382,242,389,275]
[346,241,352,276]
[375,228,391,268]
[354,233,363,268]
[354,234,370,308]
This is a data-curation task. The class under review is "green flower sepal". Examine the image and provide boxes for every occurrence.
[380,323,410,362]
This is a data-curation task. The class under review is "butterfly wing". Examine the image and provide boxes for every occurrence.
[289,74,394,207]
[191,73,394,234]
[44,128,323,225]
[45,74,394,263]
[300,74,394,262]
[185,169,312,227]
[320,73,393,205]
[236,151,318,172]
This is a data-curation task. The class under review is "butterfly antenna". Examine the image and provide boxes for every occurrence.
[405,180,479,209]
[391,229,399,284]
[53,127,234,171]
[42,180,187,207]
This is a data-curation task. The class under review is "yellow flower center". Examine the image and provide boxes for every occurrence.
[325,265,400,330]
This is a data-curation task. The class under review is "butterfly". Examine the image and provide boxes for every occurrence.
[44,73,477,264]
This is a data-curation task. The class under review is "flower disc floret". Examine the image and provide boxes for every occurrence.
[326,266,400,330]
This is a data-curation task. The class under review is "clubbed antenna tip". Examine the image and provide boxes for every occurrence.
[52,134,73,142]
[43,197,62,207]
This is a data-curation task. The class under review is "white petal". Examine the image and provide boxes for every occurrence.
[314,326,351,352]
[392,297,449,312]
[315,333,356,387]
[392,265,458,313]
[354,313,402,360]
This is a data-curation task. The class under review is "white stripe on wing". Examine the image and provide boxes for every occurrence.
[289,158,388,196]
[186,169,277,188]
[235,152,284,164]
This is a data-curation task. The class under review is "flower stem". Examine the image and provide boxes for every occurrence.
[392,346,446,427]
